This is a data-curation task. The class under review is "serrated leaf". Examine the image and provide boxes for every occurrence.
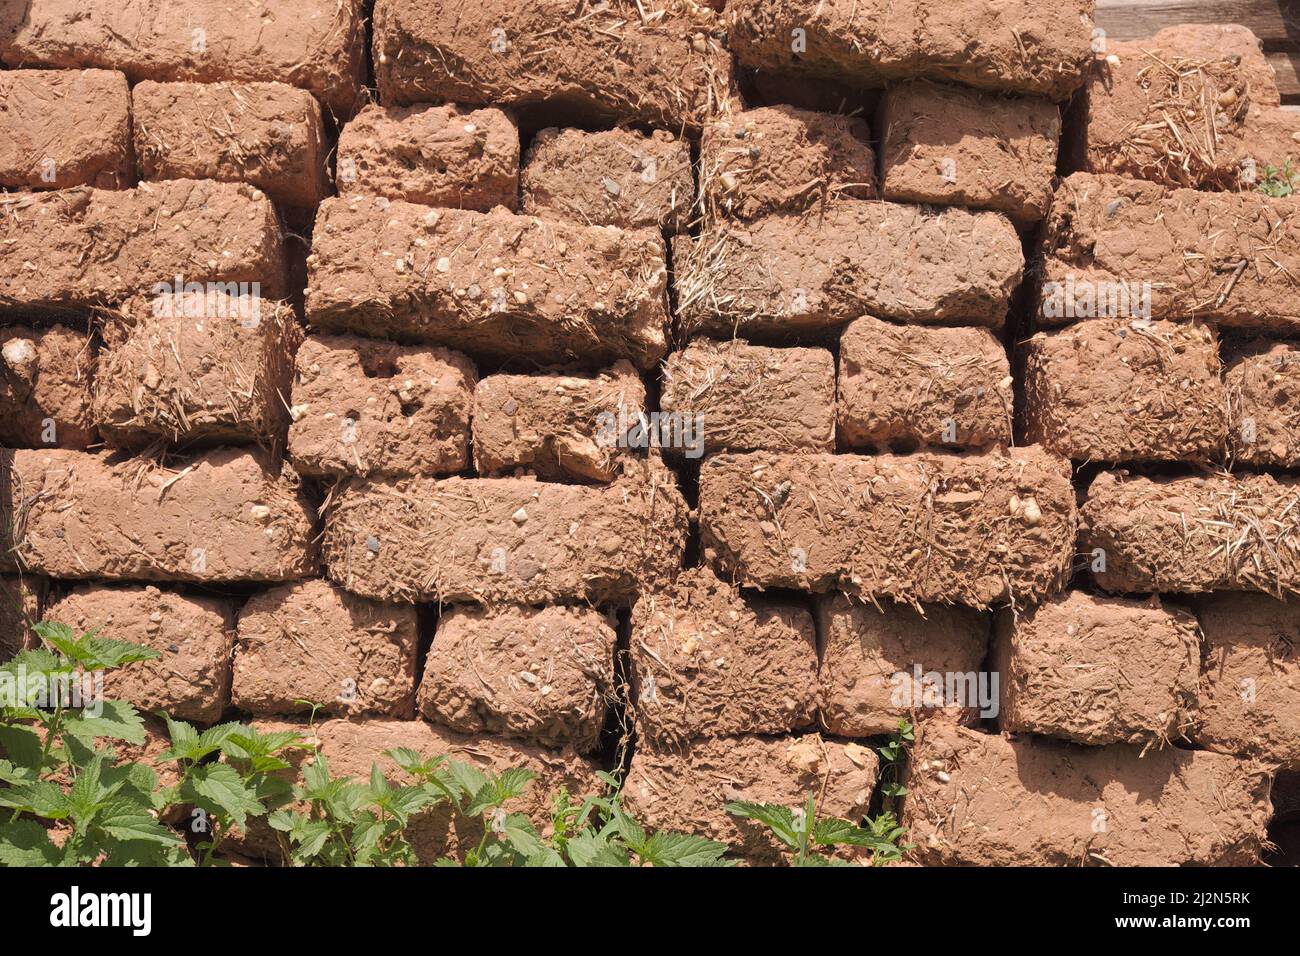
[811,816,875,848]
[95,797,182,846]
[182,763,264,830]
[77,636,162,671]
[724,800,799,849]
[442,758,489,806]
[32,621,78,656]
[0,820,60,866]
[465,766,536,815]
[158,712,201,761]
[67,753,115,830]
[611,805,648,854]
[523,846,568,867]
[0,725,43,771]
[637,830,733,868]
[0,780,71,816]
[565,829,631,868]
[796,853,854,867]
[501,815,546,858]
[63,700,146,746]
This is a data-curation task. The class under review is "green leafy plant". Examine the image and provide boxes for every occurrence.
[393,756,732,867]
[0,622,188,866]
[1255,159,1298,198]
[878,718,915,810]
[11,621,935,869]
[156,715,305,865]
[726,795,911,867]
[268,750,440,866]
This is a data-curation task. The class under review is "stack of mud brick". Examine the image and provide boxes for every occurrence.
[0,0,1298,865]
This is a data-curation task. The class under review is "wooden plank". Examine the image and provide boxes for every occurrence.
[1094,0,1298,43]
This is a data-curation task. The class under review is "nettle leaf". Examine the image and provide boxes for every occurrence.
[95,797,182,847]
[199,722,254,757]
[0,819,60,866]
[385,747,444,779]
[97,837,194,868]
[0,724,43,771]
[0,757,38,786]
[67,753,119,829]
[811,816,875,848]
[105,759,160,804]
[0,705,45,722]
[182,763,264,829]
[501,814,546,859]
[252,773,297,815]
[76,637,162,671]
[31,622,79,657]
[158,713,202,761]
[225,728,303,762]
[2,647,63,679]
[63,700,147,746]
[442,759,489,806]
[523,846,567,867]
[383,784,437,822]
[290,819,332,861]
[611,805,648,854]
[466,767,536,816]
[725,800,799,850]
[797,853,854,867]
[565,829,630,868]
[0,779,72,819]
[636,831,733,868]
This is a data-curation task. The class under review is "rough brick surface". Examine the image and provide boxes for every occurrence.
[1081,470,1300,597]
[1225,338,1300,468]
[0,180,287,315]
[623,734,879,864]
[472,362,646,482]
[0,0,367,117]
[418,604,617,751]
[323,460,686,605]
[132,80,330,209]
[727,0,1095,100]
[879,81,1060,224]
[699,105,875,220]
[700,447,1076,608]
[994,591,1199,745]
[372,0,731,132]
[0,575,42,661]
[1040,173,1300,331]
[288,335,476,480]
[903,721,1272,866]
[0,68,131,190]
[629,565,818,746]
[1021,319,1226,464]
[305,197,669,370]
[232,579,419,719]
[238,718,599,863]
[47,584,234,724]
[0,325,96,449]
[817,595,989,737]
[660,339,835,455]
[337,104,519,211]
[94,294,299,450]
[523,127,694,233]
[4,448,318,584]
[1068,25,1292,191]
[1195,593,1300,768]
[676,201,1022,337]
[837,316,1011,452]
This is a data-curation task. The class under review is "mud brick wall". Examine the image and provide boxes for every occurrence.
[2,0,1299,867]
